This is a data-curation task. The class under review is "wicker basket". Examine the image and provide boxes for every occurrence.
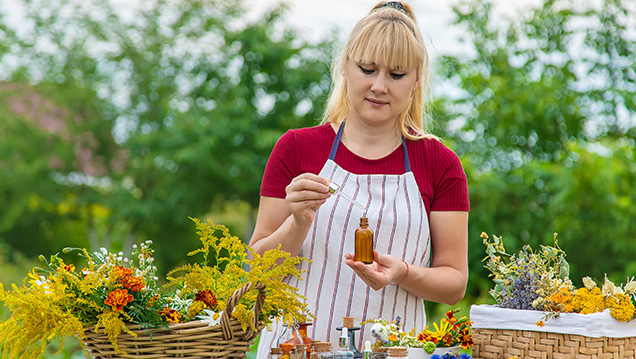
[83,282,266,358]
[473,328,636,359]
[470,305,636,359]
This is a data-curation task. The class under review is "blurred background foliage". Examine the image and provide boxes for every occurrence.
[1,0,635,356]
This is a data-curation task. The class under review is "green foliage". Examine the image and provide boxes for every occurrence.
[0,0,332,269]
[433,0,636,300]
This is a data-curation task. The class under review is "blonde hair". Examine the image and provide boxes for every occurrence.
[321,1,435,140]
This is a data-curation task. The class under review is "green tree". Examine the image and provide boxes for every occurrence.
[0,0,333,266]
[434,0,636,297]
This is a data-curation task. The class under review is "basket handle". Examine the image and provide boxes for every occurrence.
[220,281,267,340]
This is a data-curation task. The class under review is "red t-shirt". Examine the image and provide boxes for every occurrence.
[260,123,470,215]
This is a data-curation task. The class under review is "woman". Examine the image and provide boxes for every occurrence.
[250,1,469,355]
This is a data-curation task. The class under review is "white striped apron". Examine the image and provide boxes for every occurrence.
[257,122,430,358]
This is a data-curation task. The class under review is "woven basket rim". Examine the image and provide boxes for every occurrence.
[82,282,267,358]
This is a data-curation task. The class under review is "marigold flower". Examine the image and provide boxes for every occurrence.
[195,289,218,309]
[459,332,473,350]
[146,294,160,309]
[441,333,454,346]
[123,275,145,292]
[113,265,134,280]
[104,288,134,311]
[160,308,182,323]
[535,320,545,327]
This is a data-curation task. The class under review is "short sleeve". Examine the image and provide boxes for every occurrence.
[260,131,297,199]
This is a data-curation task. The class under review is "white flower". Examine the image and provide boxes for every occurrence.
[198,309,224,327]
[582,276,597,290]
[625,277,636,295]
[168,295,193,312]
[602,275,623,296]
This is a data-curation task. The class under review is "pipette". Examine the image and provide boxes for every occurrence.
[328,181,366,212]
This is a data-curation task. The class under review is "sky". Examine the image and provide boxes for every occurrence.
[244,0,543,58]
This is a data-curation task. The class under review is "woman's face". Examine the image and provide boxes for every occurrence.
[344,57,418,127]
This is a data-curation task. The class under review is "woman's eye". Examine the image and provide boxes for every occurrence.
[359,66,374,74]
[391,73,406,79]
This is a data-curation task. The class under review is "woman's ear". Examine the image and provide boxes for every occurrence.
[410,80,420,97]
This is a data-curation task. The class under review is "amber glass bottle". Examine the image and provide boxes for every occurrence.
[355,217,374,264]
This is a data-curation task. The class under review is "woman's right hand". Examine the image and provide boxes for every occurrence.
[285,173,331,226]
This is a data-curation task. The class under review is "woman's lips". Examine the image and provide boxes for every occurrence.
[367,98,388,107]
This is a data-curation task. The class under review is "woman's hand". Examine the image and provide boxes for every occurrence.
[344,251,407,291]
[285,173,331,226]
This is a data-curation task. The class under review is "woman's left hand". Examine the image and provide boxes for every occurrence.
[344,251,407,291]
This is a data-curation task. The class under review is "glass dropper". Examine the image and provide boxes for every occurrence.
[328,182,366,212]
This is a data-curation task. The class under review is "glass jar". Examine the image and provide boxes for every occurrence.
[371,347,389,359]
[292,344,308,359]
[278,320,303,358]
[311,342,334,359]
[298,322,314,357]
[271,347,283,359]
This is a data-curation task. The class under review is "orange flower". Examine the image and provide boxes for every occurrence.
[160,308,182,323]
[105,288,134,311]
[459,330,473,350]
[146,294,160,309]
[441,333,454,346]
[536,320,545,327]
[113,266,134,280]
[195,289,218,309]
[123,275,145,292]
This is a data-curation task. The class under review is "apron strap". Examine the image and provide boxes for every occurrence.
[329,119,412,173]
[328,120,346,161]
[402,140,411,172]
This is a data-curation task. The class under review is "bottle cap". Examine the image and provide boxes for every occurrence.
[343,316,354,328]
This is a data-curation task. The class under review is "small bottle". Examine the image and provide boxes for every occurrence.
[334,327,354,359]
[363,341,372,359]
[278,320,302,359]
[311,342,334,359]
[293,344,308,359]
[298,322,314,357]
[355,217,374,264]
[386,346,408,359]
[271,347,283,359]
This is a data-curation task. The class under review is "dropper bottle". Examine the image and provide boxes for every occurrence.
[328,181,366,212]
[363,340,372,359]
[334,327,354,359]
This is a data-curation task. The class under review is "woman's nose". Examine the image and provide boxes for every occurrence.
[370,75,388,93]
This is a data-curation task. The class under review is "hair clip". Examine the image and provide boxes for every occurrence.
[379,1,405,12]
